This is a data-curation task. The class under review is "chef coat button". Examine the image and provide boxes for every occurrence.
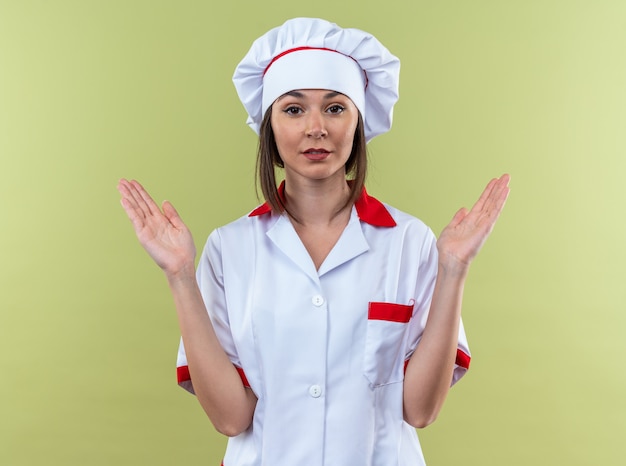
[309,385,322,398]
[311,295,325,307]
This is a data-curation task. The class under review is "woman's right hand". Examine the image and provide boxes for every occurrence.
[117,179,196,277]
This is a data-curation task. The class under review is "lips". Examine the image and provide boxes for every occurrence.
[302,148,331,161]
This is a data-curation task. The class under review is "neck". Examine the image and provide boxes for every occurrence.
[283,176,352,226]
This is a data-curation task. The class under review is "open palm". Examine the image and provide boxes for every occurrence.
[117,179,196,275]
[437,174,510,268]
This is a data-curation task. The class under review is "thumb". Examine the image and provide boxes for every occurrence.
[448,207,468,229]
[162,200,186,229]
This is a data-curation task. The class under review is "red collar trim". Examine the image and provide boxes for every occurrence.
[354,187,397,227]
[248,181,396,228]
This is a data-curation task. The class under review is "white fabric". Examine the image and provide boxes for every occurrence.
[262,49,366,119]
[232,17,401,142]
[177,199,469,466]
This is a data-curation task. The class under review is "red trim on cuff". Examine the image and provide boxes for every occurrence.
[404,349,471,375]
[236,366,251,388]
[455,349,471,369]
[177,365,191,384]
[178,365,251,388]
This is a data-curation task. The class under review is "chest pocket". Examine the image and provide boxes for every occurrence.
[363,301,413,387]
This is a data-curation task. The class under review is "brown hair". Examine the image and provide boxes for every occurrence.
[256,106,367,219]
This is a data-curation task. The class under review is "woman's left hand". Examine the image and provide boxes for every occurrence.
[436,174,510,272]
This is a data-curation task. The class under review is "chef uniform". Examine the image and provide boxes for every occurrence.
[176,18,471,466]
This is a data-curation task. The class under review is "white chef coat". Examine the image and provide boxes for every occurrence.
[176,185,470,466]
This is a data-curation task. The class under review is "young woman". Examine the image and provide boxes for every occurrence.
[118,18,510,466]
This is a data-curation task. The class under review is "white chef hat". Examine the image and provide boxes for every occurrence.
[232,18,400,142]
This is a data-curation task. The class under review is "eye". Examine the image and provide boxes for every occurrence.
[283,106,303,115]
[326,104,345,114]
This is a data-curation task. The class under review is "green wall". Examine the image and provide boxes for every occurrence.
[1,1,624,464]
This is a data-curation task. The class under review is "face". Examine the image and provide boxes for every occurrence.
[270,89,359,185]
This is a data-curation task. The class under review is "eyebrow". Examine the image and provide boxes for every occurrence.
[280,90,342,100]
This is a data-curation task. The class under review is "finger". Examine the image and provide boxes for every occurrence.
[477,175,510,231]
[473,174,510,218]
[128,179,161,218]
[117,178,135,200]
[494,176,511,210]
[469,177,499,215]
[120,180,156,225]
[489,174,510,202]
[117,179,147,221]
[485,174,511,217]
[119,197,150,233]
[162,200,186,230]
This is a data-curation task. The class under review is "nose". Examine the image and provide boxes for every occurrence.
[306,111,327,139]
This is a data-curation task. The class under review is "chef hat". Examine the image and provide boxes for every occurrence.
[233,18,400,142]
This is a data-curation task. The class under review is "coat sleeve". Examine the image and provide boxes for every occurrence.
[403,226,471,387]
[176,228,247,394]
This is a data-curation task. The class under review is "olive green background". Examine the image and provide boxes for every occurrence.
[1,0,624,464]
